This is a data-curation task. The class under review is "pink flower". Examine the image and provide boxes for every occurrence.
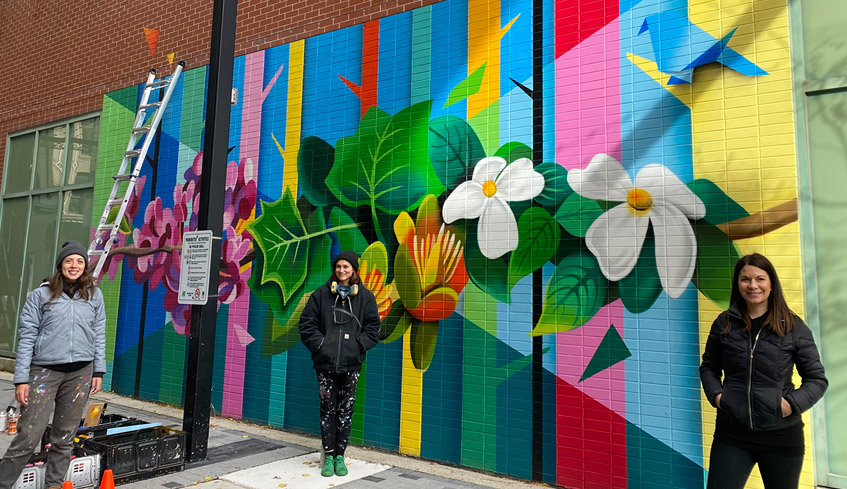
[218,227,252,304]
[129,197,182,289]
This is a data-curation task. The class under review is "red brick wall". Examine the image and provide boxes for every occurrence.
[0,0,440,183]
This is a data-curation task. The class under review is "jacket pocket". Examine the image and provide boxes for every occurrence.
[719,387,747,426]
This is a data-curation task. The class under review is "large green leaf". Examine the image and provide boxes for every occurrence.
[247,190,310,303]
[534,162,572,210]
[531,251,607,336]
[410,320,439,371]
[494,141,532,164]
[298,136,338,207]
[326,101,444,214]
[444,63,486,108]
[687,179,749,225]
[428,115,485,190]
[508,207,560,290]
[328,207,368,255]
[464,223,510,303]
[692,221,740,309]
[617,230,663,313]
[555,193,605,238]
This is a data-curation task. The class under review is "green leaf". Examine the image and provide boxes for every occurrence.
[534,162,572,209]
[326,101,444,214]
[617,230,662,313]
[508,208,560,290]
[687,179,749,225]
[328,207,368,255]
[494,142,532,164]
[692,221,741,309]
[428,116,485,190]
[247,190,310,303]
[379,299,413,343]
[298,136,338,207]
[410,320,439,371]
[444,63,486,108]
[531,251,607,336]
[464,222,510,303]
[555,193,605,238]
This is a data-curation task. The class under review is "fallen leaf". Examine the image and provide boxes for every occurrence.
[302,473,310,477]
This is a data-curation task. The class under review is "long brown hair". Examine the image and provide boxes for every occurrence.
[723,253,795,336]
[326,270,361,287]
[47,267,96,302]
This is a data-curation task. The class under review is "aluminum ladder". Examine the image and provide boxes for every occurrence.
[88,61,185,281]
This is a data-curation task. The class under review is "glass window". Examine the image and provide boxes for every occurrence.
[4,134,35,194]
[802,0,847,79]
[0,198,28,353]
[34,125,66,191]
[0,114,98,356]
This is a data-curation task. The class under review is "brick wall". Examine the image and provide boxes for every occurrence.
[0,0,439,183]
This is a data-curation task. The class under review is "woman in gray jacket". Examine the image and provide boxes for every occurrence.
[0,241,106,489]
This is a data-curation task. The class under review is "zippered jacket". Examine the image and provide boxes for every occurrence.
[699,305,828,431]
[13,283,107,384]
[298,283,381,373]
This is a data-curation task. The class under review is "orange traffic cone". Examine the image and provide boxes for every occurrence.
[61,481,73,489]
[99,468,115,489]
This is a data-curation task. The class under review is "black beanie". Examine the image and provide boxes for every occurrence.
[333,250,359,272]
[56,241,89,269]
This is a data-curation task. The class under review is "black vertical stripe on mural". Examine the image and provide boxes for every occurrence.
[134,86,164,399]
[531,0,544,481]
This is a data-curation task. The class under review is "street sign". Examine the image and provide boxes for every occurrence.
[178,230,213,305]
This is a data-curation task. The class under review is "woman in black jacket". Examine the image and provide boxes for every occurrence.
[299,250,381,478]
[700,253,827,489]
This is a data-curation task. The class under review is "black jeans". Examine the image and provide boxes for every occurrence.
[707,438,804,489]
[317,370,360,456]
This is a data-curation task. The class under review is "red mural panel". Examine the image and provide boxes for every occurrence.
[556,376,627,489]
[555,0,619,58]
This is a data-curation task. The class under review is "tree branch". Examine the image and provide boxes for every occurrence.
[717,198,798,240]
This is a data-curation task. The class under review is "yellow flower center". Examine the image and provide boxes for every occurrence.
[482,180,498,198]
[627,188,653,212]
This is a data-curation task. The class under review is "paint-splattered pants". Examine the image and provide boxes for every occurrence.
[317,370,360,456]
[0,364,93,489]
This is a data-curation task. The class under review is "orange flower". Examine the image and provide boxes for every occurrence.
[393,194,468,322]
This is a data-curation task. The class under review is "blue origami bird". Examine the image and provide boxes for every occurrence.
[638,10,768,85]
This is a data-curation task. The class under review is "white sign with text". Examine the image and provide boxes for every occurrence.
[178,230,213,305]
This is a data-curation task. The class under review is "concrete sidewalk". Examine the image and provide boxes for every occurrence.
[0,373,543,489]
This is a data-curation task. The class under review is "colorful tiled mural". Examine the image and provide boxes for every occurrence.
[93,0,809,487]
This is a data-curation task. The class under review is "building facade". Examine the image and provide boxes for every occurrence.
[1,0,845,488]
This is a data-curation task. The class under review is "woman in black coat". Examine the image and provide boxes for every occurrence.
[298,250,381,478]
[700,253,827,489]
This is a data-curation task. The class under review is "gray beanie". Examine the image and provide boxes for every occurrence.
[56,241,89,269]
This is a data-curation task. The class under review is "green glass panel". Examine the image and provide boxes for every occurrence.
[802,0,847,79]
[807,90,847,476]
[21,193,59,295]
[5,133,35,194]
[66,118,99,186]
[59,188,94,247]
[0,198,28,354]
[33,125,66,191]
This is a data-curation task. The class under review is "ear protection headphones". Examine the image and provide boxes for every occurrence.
[331,282,358,299]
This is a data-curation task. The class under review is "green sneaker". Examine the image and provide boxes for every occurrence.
[321,454,335,477]
[335,455,348,476]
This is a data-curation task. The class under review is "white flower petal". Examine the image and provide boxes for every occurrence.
[496,158,545,202]
[442,181,487,223]
[650,205,698,298]
[477,198,518,259]
[634,164,705,219]
[585,204,649,281]
[472,156,508,184]
[566,153,631,202]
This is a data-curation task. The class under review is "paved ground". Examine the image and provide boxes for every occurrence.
[0,373,543,489]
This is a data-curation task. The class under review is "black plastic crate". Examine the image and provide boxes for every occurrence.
[76,414,146,439]
[79,426,185,483]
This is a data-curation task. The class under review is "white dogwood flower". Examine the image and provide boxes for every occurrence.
[567,153,706,298]
[442,157,544,259]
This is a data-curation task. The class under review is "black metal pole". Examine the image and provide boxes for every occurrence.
[531,0,545,480]
[183,0,237,463]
